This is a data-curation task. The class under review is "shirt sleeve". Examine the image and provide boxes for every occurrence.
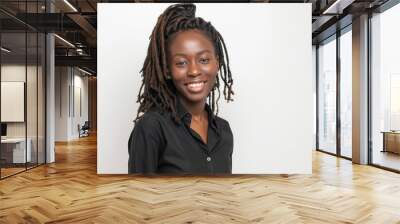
[128,115,164,174]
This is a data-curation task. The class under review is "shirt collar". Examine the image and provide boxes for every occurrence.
[176,98,218,130]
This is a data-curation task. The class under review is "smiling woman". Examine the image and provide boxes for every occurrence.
[128,3,234,174]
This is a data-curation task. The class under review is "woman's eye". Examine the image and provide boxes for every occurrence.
[175,61,187,67]
[199,58,210,64]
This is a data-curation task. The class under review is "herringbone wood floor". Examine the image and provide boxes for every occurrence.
[1,134,400,224]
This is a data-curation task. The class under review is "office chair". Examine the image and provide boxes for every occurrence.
[79,121,90,138]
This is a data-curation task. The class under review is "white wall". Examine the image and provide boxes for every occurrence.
[55,67,89,141]
[312,45,317,150]
[55,67,69,141]
[98,3,313,174]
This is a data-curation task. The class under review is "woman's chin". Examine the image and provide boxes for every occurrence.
[180,92,208,104]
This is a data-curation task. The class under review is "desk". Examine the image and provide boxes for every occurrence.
[382,131,400,154]
[1,138,31,163]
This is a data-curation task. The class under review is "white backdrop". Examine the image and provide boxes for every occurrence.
[97,3,312,174]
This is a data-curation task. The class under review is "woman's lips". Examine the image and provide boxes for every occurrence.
[185,81,207,93]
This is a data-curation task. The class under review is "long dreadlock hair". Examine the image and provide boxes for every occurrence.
[135,3,234,123]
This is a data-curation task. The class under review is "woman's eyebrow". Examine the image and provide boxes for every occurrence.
[172,53,187,58]
[196,50,212,55]
[172,50,212,58]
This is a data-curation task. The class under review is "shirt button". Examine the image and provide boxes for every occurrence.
[206,157,211,162]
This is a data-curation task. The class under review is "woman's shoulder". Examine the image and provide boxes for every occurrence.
[214,116,232,131]
[130,109,166,141]
[135,108,165,126]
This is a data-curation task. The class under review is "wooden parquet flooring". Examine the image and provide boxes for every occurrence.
[1,167,26,178]
[1,134,400,223]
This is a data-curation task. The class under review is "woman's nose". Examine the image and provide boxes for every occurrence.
[188,62,200,77]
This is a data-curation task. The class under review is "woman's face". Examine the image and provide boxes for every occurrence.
[168,29,219,104]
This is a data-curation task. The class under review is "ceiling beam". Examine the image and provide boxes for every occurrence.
[322,0,356,14]
[55,55,96,69]
[312,15,335,33]
[67,13,97,44]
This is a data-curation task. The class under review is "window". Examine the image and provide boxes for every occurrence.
[370,3,400,171]
[339,28,352,158]
[317,36,337,155]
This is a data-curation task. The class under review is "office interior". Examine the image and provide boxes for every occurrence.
[0,0,400,222]
[0,0,97,178]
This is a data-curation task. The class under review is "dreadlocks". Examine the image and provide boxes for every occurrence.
[135,3,234,123]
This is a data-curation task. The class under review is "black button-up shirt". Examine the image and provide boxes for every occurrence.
[128,100,233,174]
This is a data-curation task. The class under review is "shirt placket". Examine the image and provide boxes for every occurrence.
[183,114,214,173]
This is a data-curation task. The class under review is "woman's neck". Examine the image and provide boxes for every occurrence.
[178,96,207,120]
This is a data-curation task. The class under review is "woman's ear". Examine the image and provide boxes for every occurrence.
[215,55,220,64]
[165,68,172,80]
[166,72,172,80]
[214,55,220,70]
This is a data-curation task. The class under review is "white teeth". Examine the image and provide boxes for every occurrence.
[188,82,203,87]
[186,81,205,92]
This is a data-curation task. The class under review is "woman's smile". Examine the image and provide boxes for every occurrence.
[185,80,207,93]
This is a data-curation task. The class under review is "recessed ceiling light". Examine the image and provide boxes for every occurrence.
[63,0,78,12]
[54,34,75,48]
[322,0,354,15]
[1,47,11,53]
[78,67,93,76]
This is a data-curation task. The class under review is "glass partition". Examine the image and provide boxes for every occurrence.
[27,31,38,169]
[0,1,46,179]
[1,31,28,177]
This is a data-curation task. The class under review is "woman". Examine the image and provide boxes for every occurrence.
[128,3,234,174]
